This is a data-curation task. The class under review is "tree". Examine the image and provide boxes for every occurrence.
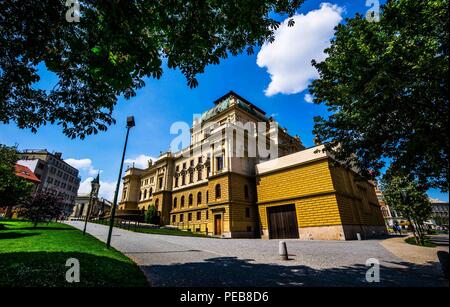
[381,173,432,245]
[309,0,448,191]
[144,205,159,225]
[19,191,65,227]
[1,0,303,139]
[0,144,34,218]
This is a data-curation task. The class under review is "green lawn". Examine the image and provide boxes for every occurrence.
[131,226,208,237]
[0,220,149,287]
[405,236,437,248]
[93,219,209,237]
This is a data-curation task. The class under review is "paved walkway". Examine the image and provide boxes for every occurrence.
[381,235,449,264]
[67,221,448,287]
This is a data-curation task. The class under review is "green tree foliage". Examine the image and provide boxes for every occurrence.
[144,205,159,225]
[309,0,448,191]
[381,173,432,245]
[0,144,34,218]
[0,0,303,139]
[19,191,65,227]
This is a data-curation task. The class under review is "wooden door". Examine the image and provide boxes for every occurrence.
[214,215,222,235]
[268,204,299,239]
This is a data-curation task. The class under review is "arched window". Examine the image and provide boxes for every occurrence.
[139,191,142,200]
[173,197,177,209]
[244,185,249,199]
[197,192,202,204]
[149,187,153,197]
[143,189,147,199]
[188,194,193,206]
[206,191,209,203]
[181,195,185,207]
[215,184,221,199]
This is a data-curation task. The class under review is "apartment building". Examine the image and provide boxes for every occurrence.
[17,149,81,212]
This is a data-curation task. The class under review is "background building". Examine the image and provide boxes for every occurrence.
[374,184,403,229]
[17,149,81,216]
[429,199,449,230]
[69,175,111,220]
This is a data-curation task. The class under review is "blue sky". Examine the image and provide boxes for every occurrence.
[1,0,447,202]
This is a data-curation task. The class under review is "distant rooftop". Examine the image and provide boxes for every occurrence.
[15,163,40,183]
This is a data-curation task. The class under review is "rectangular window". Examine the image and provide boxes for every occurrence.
[245,207,250,218]
[172,215,176,223]
[188,213,192,222]
[158,177,163,189]
[197,211,201,221]
[198,169,202,181]
[180,214,184,222]
[216,156,223,171]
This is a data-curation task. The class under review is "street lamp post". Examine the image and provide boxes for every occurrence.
[106,116,135,248]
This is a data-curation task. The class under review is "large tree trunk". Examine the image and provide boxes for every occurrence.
[406,213,420,245]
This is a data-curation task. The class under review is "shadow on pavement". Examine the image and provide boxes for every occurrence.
[142,256,448,287]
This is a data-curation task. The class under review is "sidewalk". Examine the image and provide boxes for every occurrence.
[380,235,448,264]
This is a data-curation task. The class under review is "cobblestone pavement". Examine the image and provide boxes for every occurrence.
[67,221,448,287]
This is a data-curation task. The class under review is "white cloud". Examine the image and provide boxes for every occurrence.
[429,197,447,203]
[78,177,121,202]
[125,154,157,169]
[65,158,99,176]
[304,93,314,103]
[257,3,343,96]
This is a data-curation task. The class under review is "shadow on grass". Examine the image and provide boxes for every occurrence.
[14,226,76,231]
[0,232,40,240]
[0,252,149,287]
[142,256,448,287]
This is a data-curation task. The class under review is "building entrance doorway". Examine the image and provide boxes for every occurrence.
[214,214,222,235]
[268,204,299,239]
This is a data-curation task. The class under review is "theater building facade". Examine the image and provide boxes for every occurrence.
[119,91,386,240]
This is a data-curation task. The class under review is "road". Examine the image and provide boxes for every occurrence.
[67,221,447,287]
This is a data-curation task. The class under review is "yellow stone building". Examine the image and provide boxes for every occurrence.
[119,91,386,240]
[256,146,386,240]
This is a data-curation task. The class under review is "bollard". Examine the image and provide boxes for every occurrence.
[356,233,362,241]
[279,241,288,260]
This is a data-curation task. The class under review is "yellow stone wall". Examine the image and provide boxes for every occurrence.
[168,173,258,236]
[170,182,211,233]
[256,158,385,239]
[257,159,335,203]
[330,165,385,226]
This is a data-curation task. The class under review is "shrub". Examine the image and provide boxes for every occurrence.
[144,205,159,225]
